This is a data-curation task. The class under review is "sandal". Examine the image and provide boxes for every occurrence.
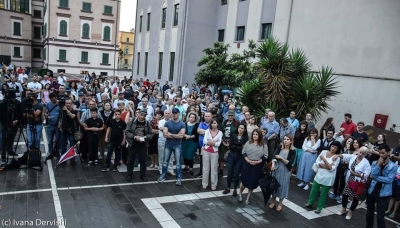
[269,202,276,209]
[388,213,395,218]
[276,205,283,212]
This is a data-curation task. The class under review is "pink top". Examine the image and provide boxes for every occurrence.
[42,90,50,103]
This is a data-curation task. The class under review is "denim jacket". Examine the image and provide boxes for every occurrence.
[367,160,397,197]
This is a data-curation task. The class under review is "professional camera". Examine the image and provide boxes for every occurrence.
[57,94,69,109]
[24,93,35,110]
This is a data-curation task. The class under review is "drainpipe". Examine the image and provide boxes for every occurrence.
[285,0,294,43]
[113,0,121,77]
[177,0,189,86]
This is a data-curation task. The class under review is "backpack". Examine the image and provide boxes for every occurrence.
[27,148,42,168]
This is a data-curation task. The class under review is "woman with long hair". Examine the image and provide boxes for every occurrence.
[99,102,114,160]
[351,138,363,155]
[202,118,223,190]
[238,129,268,204]
[69,81,78,97]
[223,124,249,196]
[90,79,101,95]
[320,117,335,139]
[330,136,354,201]
[334,147,371,220]
[148,110,162,169]
[246,115,258,138]
[297,128,321,190]
[41,83,51,105]
[270,135,296,211]
[182,112,200,176]
[292,121,308,175]
[305,141,342,213]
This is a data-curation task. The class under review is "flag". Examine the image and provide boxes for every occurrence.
[57,146,77,166]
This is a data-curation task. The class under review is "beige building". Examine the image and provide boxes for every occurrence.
[42,0,120,76]
[118,29,135,70]
[0,0,44,71]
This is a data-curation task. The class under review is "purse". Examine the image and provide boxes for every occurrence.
[203,146,215,153]
[348,173,366,196]
[73,118,83,141]
[312,163,319,172]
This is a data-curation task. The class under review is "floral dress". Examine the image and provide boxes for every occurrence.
[342,159,359,198]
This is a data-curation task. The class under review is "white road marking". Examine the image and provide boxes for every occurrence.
[43,129,65,228]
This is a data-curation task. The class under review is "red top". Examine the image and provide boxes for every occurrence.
[340,121,357,138]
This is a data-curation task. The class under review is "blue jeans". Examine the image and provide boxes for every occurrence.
[227,152,243,189]
[161,143,182,180]
[46,125,58,154]
[27,124,43,149]
[60,132,74,155]
[106,141,121,168]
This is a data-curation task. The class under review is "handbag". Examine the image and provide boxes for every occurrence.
[348,173,366,196]
[203,146,215,153]
[73,118,83,141]
[312,163,319,172]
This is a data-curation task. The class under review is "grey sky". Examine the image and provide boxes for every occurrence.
[119,0,137,32]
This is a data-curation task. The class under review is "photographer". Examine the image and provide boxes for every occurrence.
[59,99,77,165]
[0,89,22,161]
[44,93,60,158]
[23,93,43,149]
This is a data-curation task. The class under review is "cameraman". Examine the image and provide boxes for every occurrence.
[59,99,77,165]
[45,93,60,158]
[0,89,22,161]
[23,93,43,149]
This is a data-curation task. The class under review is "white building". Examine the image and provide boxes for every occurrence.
[42,0,120,77]
[133,0,400,131]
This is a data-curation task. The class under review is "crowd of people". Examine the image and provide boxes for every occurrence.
[1,71,400,228]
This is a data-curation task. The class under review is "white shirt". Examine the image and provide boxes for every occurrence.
[314,150,340,186]
[342,154,371,182]
[302,138,321,153]
[182,87,190,97]
[112,99,128,109]
[41,80,51,86]
[57,75,67,85]
[167,92,176,100]
[27,82,43,99]
[158,119,167,140]
[18,73,28,83]
[333,133,345,143]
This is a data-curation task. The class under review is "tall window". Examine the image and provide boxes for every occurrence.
[236,26,245,41]
[81,51,88,62]
[158,52,163,79]
[161,8,166,29]
[0,0,5,9]
[102,53,109,64]
[136,52,141,75]
[33,27,41,39]
[124,47,129,55]
[82,2,91,12]
[33,48,41,58]
[169,52,175,81]
[261,23,272,40]
[146,13,151,31]
[43,48,46,60]
[126,37,129,42]
[13,47,21,57]
[103,26,111,41]
[173,4,179,26]
[10,0,29,13]
[139,16,142,32]
[59,20,67,36]
[218,29,225,42]
[59,0,69,8]
[221,0,227,5]
[82,23,90,38]
[144,52,148,76]
[13,22,21,36]
[59,50,66,61]
[104,5,112,15]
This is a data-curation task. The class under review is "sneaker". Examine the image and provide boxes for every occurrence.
[94,160,98,165]
[98,156,103,160]
[167,171,176,176]
[154,165,158,169]
[245,199,250,205]
[336,196,341,202]
[238,195,243,203]
[158,177,166,183]
[88,161,93,167]
[182,167,189,173]
[194,172,202,178]
[298,182,305,187]
[303,185,309,190]
[189,170,194,177]
[101,167,109,172]
[112,166,118,172]
[329,193,337,199]
[232,190,238,196]
[176,180,181,186]
[222,189,230,194]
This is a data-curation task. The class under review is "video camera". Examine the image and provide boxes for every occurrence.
[25,93,36,110]
[57,94,69,109]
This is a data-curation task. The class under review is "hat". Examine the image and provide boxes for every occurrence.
[227,110,235,116]
[140,108,147,115]
[66,88,71,93]
[134,90,139,93]
[172,108,180,114]
[118,92,124,95]
[78,92,84,96]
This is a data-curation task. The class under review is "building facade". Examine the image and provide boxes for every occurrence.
[118,29,135,70]
[0,0,44,71]
[42,0,120,76]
